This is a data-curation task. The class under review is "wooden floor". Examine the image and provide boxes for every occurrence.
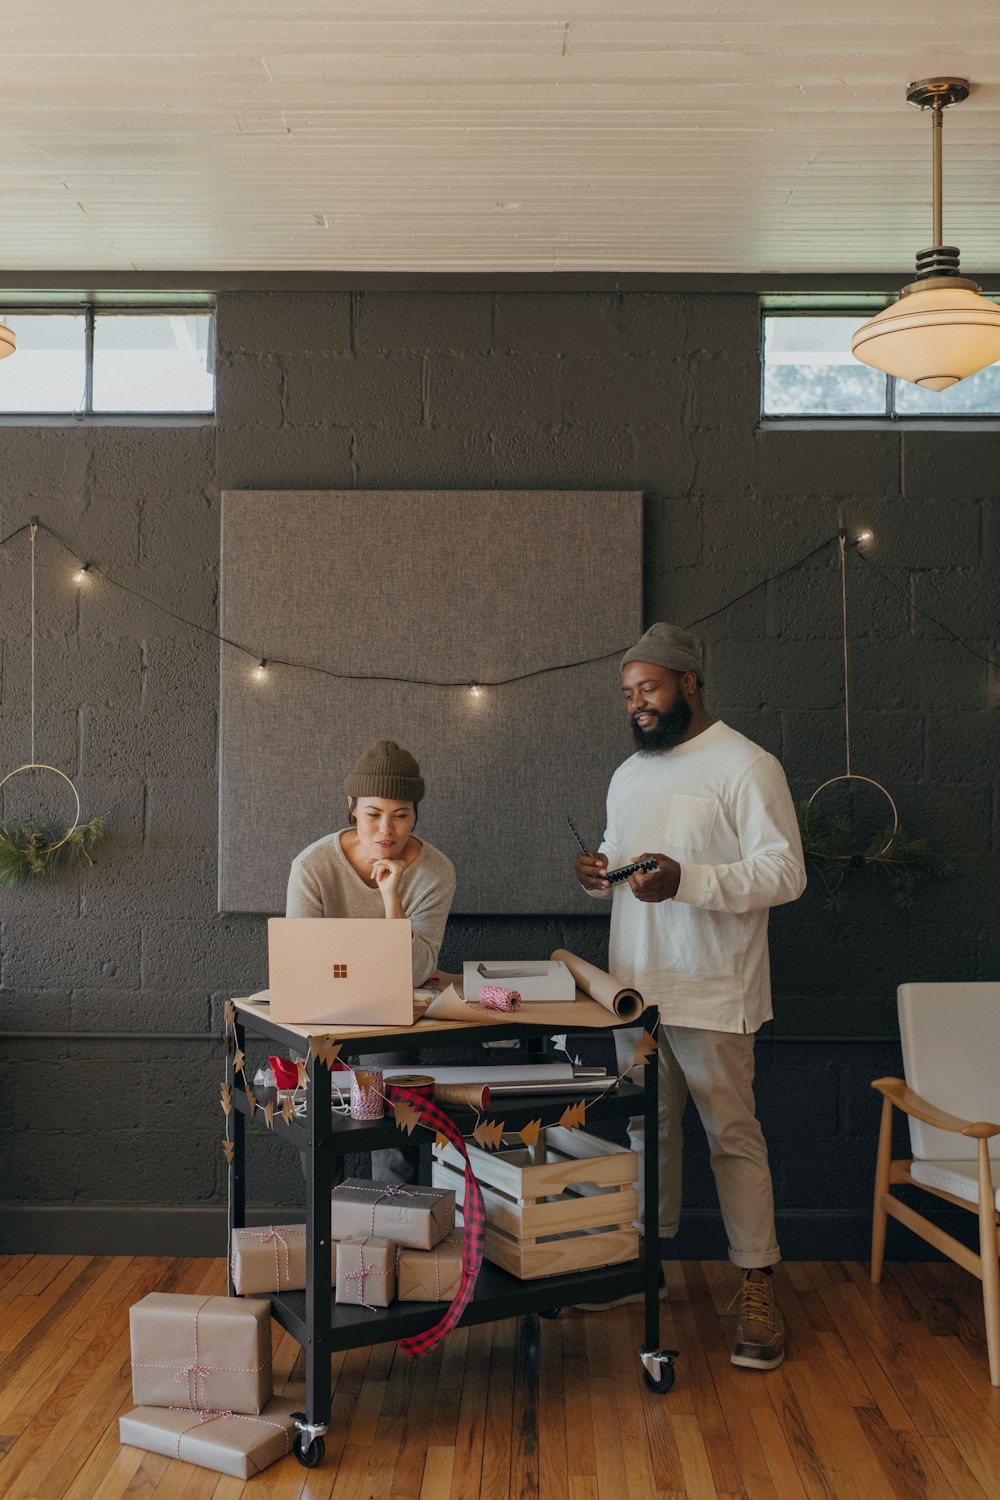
[1,1255,999,1500]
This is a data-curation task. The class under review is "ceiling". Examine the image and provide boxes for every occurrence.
[3,2,1000,274]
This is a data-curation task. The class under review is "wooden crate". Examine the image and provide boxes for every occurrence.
[432,1127,639,1279]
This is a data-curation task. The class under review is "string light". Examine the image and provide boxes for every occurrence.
[0,518,993,686]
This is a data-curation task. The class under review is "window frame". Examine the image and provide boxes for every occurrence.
[0,302,216,421]
[760,302,1000,425]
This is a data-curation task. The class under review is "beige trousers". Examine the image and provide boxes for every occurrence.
[614,1023,780,1269]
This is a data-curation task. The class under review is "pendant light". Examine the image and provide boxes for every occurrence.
[851,78,1000,391]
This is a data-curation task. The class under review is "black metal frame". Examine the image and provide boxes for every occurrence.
[226,1004,668,1440]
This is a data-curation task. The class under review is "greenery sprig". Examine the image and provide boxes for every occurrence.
[0,816,105,886]
[795,800,952,913]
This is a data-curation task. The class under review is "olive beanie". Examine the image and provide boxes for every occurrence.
[344,740,425,803]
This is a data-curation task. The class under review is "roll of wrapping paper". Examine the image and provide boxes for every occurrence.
[550,948,644,1022]
[434,1081,492,1111]
[477,984,522,1013]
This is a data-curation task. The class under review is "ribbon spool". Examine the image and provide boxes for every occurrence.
[477,985,522,1013]
[806,774,899,860]
[350,1071,385,1120]
[0,763,81,852]
[384,1074,436,1101]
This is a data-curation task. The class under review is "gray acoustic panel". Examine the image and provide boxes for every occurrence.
[219,491,642,914]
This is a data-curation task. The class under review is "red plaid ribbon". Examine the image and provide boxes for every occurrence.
[385,1084,486,1359]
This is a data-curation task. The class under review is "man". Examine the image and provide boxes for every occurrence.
[576,623,806,1370]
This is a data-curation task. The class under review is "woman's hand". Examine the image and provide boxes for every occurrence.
[370,857,406,916]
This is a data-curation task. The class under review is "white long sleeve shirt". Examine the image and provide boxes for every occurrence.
[591,721,806,1033]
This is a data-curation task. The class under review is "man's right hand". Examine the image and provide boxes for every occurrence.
[575,850,610,891]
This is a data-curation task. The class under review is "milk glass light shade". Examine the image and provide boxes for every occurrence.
[0,322,14,360]
[852,286,1000,391]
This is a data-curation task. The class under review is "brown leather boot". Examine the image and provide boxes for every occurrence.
[729,1268,785,1370]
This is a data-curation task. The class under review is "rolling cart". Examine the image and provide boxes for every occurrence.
[226,998,678,1469]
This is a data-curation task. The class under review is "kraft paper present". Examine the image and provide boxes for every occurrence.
[230,1224,310,1295]
[335,1236,397,1307]
[396,1234,463,1302]
[331,1178,455,1251]
[130,1292,271,1415]
[119,1397,298,1479]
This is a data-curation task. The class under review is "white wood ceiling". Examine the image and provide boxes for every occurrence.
[2,1,999,273]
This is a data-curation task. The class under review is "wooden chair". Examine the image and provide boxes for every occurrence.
[871,981,1000,1385]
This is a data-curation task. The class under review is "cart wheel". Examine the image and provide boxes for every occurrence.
[293,1432,325,1468]
[643,1363,676,1393]
[539,1308,561,1320]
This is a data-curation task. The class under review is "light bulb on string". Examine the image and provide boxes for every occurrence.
[854,530,874,544]
[468,683,483,700]
[73,562,91,585]
[253,657,268,682]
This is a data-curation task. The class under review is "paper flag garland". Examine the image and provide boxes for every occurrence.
[219,1082,232,1117]
[559,1100,587,1132]
[630,1030,659,1068]
[394,1099,423,1136]
[311,1036,343,1070]
[473,1119,505,1151]
[262,1100,275,1130]
[222,1139,234,1164]
[224,1001,235,1026]
[245,1086,257,1120]
[435,1130,450,1151]
[519,1118,543,1150]
[354,1070,375,1097]
[296,1061,309,1089]
[233,1047,245,1075]
[281,1095,295,1125]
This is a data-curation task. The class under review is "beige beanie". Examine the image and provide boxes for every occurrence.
[344,740,425,803]
[620,622,703,677]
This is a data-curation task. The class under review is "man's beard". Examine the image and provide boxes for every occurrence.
[630,696,692,753]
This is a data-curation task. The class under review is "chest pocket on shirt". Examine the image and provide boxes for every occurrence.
[665,793,718,852]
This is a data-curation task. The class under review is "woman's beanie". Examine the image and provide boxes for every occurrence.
[344,740,425,803]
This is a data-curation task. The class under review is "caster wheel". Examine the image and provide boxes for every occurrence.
[643,1363,676,1393]
[293,1433,325,1468]
[539,1308,561,1320]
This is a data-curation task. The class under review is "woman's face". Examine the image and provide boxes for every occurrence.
[349,797,416,861]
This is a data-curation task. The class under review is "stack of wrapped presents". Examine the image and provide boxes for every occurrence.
[229,1180,461,1307]
[120,1293,299,1478]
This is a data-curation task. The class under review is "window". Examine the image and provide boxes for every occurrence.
[762,310,1000,419]
[0,306,215,416]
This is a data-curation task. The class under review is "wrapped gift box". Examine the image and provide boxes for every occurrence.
[331,1178,454,1251]
[130,1292,271,1414]
[120,1397,298,1479]
[396,1234,463,1302]
[230,1225,310,1295]
[335,1236,396,1307]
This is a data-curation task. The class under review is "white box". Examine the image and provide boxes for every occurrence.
[462,960,576,1004]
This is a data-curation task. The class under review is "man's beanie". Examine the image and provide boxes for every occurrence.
[620,622,703,677]
[345,740,425,803]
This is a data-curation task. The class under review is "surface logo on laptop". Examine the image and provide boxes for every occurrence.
[332,963,348,979]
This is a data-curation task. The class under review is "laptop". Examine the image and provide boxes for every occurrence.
[267,917,416,1027]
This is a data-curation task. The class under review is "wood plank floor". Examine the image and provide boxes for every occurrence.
[1,1255,998,1499]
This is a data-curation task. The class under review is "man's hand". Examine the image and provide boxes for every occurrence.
[628,853,680,902]
[575,850,610,891]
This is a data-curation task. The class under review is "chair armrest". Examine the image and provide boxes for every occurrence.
[871,1078,1000,1139]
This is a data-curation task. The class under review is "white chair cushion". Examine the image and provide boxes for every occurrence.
[910,1158,1000,1212]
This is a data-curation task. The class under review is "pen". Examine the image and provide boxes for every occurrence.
[566,816,592,855]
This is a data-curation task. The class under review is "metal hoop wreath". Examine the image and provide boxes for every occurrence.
[0,763,82,852]
[806,773,899,860]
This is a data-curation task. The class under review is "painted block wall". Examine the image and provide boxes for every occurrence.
[0,290,997,1256]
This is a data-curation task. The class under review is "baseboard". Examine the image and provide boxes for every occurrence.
[0,1203,977,1261]
[0,1205,305,1257]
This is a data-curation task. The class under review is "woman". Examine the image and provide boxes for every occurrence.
[286,739,456,1183]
